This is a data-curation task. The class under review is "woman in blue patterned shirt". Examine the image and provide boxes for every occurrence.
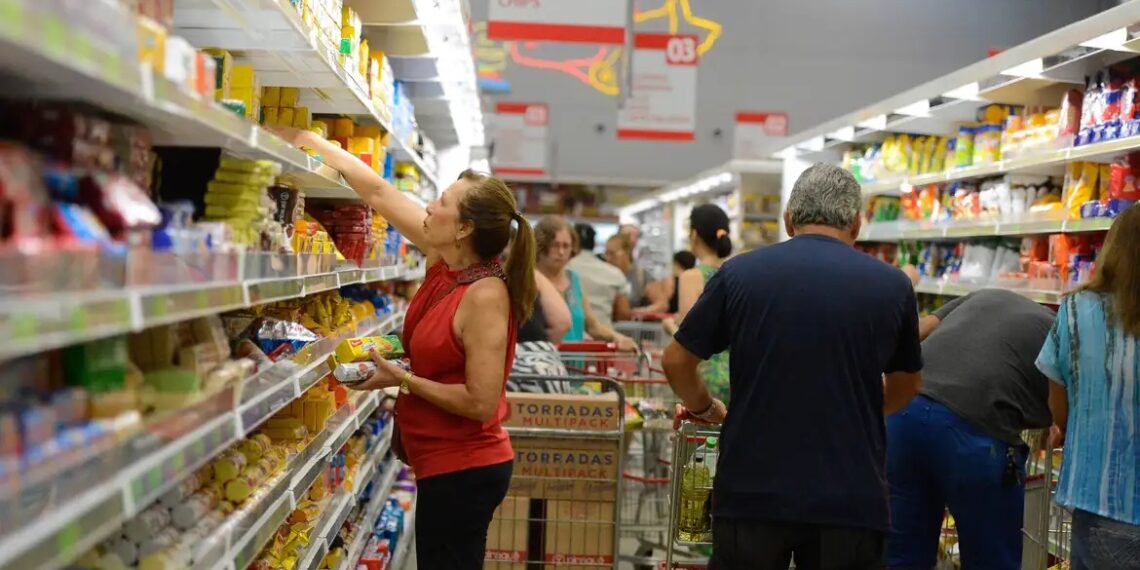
[1036,205,1140,570]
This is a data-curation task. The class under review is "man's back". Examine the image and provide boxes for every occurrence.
[922,289,1054,444]
[567,251,627,327]
[675,234,921,531]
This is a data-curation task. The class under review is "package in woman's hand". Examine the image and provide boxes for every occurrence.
[332,335,404,363]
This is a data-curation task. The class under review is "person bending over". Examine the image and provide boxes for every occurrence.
[887,288,1054,570]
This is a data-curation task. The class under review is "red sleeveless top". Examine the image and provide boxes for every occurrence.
[395,260,517,479]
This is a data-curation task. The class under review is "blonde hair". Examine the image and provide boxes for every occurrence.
[1078,205,1140,336]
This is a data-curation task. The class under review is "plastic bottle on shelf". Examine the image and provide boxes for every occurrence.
[677,444,712,542]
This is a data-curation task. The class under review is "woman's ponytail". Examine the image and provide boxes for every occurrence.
[505,213,538,323]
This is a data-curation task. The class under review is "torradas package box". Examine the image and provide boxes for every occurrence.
[504,392,621,431]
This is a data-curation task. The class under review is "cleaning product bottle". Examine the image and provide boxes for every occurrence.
[678,444,712,542]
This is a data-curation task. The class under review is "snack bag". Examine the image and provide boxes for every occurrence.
[332,335,404,364]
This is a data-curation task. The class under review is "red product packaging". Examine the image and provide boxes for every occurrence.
[0,143,51,246]
[78,173,162,243]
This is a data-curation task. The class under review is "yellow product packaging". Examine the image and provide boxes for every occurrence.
[218,157,280,175]
[1099,164,1111,200]
[224,460,272,503]
[231,64,257,89]
[280,87,300,108]
[238,433,272,463]
[293,106,312,129]
[213,448,248,483]
[279,107,295,128]
[333,335,405,364]
[263,106,279,126]
[262,86,282,107]
[333,118,355,138]
[1064,162,1098,219]
[137,17,168,75]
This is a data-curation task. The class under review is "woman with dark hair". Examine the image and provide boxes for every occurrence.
[635,250,696,315]
[664,204,733,404]
[270,125,536,569]
[1036,205,1140,569]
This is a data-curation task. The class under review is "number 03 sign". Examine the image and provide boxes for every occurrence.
[617,34,699,141]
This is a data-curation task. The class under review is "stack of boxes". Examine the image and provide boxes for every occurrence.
[369,51,396,124]
[313,118,390,176]
[260,87,313,130]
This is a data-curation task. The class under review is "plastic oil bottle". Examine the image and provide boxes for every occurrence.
[678,442,712,542]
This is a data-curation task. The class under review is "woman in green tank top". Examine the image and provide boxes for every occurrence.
[664,204,733,405]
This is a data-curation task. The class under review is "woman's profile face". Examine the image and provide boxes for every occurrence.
[423,179,472,249]
[543,228,573,269]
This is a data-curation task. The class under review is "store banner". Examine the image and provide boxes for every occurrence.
[617,33,698,142]
[734,111,789,159]
[491,102,549,177]
[487,0,626,44]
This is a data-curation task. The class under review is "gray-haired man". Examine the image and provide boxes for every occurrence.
[663,163,923,570]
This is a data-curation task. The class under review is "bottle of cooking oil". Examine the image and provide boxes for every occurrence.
[677,445,711,542]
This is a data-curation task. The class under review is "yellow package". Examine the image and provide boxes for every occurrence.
[1065,162,1098,219]
[333,335,405,364]
[333,118,354,138]
[138,17,168,75]
[293,106,311,129]
[280,87,300,107]
[262,86,282,107]
[263,106,279,125]
[279,107,295,128]
[232,64,257,88]
[1099,164,1111,200]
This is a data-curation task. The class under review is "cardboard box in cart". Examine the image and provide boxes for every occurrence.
[509,437,620,501]
[544,500,616,569]
[485,497,529,569]
[504,392,621,431]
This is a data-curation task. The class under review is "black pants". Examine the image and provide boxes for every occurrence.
[709,518,885,570]
[415,460,513,569]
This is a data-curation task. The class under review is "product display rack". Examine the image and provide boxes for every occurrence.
[0,309,405,570]
[767,2,1140,307]
[0,259,422,362]
[388,497,418,570]
[330,455,401,570]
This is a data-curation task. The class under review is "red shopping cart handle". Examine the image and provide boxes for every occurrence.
[628,312,673,322]
[558,340,620,352]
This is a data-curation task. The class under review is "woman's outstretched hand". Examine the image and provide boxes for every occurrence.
[264,124,315,148]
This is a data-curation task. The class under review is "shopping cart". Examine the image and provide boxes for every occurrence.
[486,375,626,569]
[1022,428,1071,570]
[616,315,672,354]
[555,342,680,569]
[664,421,721,570]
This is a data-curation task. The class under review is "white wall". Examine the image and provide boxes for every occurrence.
[474,0,1110,182]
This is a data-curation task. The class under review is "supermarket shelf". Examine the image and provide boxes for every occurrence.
[0,262,422,362]
[333,453,403,570]
[914,280,1063,304]
[858,217,1116,241]
[0,311,403,570]
[390,496,418,570]
[856,133,1140,196]
[766,2,1140,160]
[296,422,397,570]
[0,0,354,194]
[741,212,781,222]
[173,0,439,189]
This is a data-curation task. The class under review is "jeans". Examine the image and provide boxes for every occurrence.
[709,518,884,570]
[886,396,1027,570]
[415,460,513,569]
[1071,509,1140,570]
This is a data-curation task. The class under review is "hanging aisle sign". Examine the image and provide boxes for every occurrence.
[617,34,698,142]
[734,112,789,159]
[487,0,626,44]
[491,102,549,177]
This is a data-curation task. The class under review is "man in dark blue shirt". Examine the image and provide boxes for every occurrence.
[663,163,923,570]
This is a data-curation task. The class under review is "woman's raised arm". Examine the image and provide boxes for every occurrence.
[268,125,430,252]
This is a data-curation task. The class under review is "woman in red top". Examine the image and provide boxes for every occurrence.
[272,126,536,569]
